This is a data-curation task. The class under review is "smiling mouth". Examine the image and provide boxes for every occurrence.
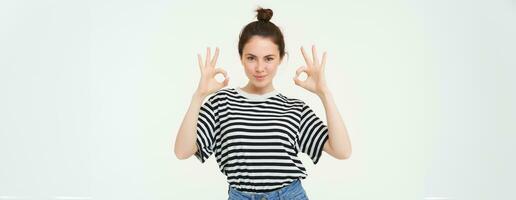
[254,75,267,80]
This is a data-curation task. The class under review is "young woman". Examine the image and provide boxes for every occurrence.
[174,7,352,200]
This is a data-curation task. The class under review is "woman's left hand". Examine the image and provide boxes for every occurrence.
[293,45,329,96]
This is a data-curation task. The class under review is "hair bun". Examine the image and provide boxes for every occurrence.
[256,7,273,22]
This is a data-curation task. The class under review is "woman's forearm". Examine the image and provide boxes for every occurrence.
[174,91,206,159]
[318,89,352,159]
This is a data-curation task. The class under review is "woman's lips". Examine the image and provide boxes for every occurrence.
[254,75,267,81]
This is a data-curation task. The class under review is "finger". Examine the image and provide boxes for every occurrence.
[222,76,230,87]
[321,51,327,73]
[294,66,308,87]
[312,45,319,66]
[216,68,229,87]
[211,47,219,67]
[300,46,313,67]
[293,74,304,87]
[214,67,228,78]
[295,66,307,77]
[197,53,203,69]
[205,47,211,67]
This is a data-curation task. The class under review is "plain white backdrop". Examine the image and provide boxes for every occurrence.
[1,0,515,199]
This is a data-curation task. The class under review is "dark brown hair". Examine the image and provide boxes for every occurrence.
[238,7,286,60]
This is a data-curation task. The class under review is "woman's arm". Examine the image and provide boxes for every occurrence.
[174,91,206,159]
[174,47,229,160]
[294,45,352,160]
[318,89,352,160]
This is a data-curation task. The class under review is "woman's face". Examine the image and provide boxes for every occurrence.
[240,35,282,89]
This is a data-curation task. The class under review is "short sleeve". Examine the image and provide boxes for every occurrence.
[298,101,329,164]
[194,95,220,163]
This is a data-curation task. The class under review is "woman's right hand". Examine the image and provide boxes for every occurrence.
[195,47,229,97]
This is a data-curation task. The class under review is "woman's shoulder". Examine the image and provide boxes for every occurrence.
[208,87,306,106]
[276,93,306,106]
[206,87,236,101]
[214,87,235,96]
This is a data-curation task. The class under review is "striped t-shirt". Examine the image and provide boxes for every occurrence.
[194,87,329,193]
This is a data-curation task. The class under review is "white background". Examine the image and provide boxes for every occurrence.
[1,0,515,199]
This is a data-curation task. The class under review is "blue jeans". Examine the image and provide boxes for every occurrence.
[227,179,309,200]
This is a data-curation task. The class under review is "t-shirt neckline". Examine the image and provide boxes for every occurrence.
[234,87,280,101]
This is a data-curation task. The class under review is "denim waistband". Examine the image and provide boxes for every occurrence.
[228,179,302,199]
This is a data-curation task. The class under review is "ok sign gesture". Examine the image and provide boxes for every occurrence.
[293,45,329,96]
[196,47,229,97]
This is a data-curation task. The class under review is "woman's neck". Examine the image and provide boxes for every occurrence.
[241,83,275,95]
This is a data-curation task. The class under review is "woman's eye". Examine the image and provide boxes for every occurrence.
[267,58,273,61]
[247,57,254,61]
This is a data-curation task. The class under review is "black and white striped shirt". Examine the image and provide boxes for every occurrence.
[194,87,329,193]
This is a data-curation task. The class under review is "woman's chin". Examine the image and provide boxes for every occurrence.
[251,80,270,87]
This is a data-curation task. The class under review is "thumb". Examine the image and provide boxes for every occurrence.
[293,76,302,87]
[223,76,230,86]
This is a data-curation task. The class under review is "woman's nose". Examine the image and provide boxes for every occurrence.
[255,62,265,72]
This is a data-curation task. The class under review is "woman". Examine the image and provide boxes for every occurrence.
[174,7,352,200]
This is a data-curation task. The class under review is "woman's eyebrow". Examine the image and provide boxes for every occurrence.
[245,53,275,57]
